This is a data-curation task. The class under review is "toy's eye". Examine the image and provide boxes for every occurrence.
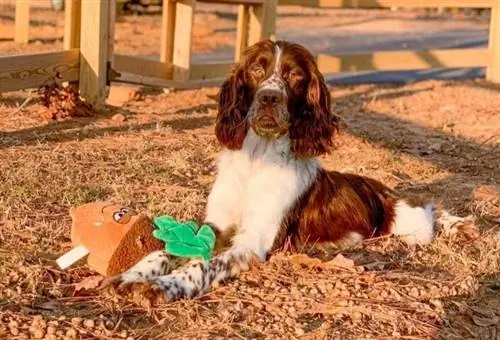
[113,212,122,222]
[113,210,131,224]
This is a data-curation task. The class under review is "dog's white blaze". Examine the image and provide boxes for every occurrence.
[274,44,282,74]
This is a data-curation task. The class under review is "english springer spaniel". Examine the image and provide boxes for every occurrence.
[106,40,472,302]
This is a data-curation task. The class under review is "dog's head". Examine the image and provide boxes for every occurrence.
[216,40,339,157]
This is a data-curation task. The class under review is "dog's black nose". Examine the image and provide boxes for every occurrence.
[257,89,283,106]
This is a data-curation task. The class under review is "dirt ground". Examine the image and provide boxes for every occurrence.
[1,3,500,340]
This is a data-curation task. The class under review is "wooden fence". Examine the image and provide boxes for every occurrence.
[0,0,499,107]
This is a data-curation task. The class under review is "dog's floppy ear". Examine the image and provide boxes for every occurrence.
[289,59,339,157]
[215,66,251,150]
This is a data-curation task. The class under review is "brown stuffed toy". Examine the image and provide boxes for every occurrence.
[56,201,163,276]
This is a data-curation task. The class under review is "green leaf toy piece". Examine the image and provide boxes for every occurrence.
[152,215,216,261]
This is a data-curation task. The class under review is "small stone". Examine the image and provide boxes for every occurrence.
[71,317,83,327]
[409,287,419,298]
[47,326,56,335]
[105,320,114,329]
[32,328,45,339]
[10,327,19,336]
[83,319,95,329]
[120,330,128,338]
[112,113,126,123]
[66,328,78,339]
[295,327,305,336]
[107,85,143,106]
[321,322,331,330]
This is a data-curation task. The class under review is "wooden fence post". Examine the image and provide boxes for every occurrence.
[172,0,195,82]
[79,0,109,107]
[64,0,81,50]
[15,0,30,44]
[248,0,277,47]
[264,0,277,42]
[160,0,177,73]
[487,1,500,83]
[234,4,250,62]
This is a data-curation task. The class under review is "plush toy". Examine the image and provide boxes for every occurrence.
[152,216,216,261]
[56,201,216,277]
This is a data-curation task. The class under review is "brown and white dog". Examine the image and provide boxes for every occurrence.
[109,40,470,301]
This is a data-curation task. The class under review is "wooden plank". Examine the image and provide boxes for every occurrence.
[316,48,490,73]
[64,0,81,50]
[111,72,223,89]
[172,0,195,82]
[0,50,80,93]
[79,0,110,106]
[112,48,489,87]
[160,0,177,69]
[190,62,232,80]
[263,0,277,42]
[15,0,30,44]
[248,4,264,46]
[114,54,173,79]
[487,1,500,82]
[278,0,493,8]
[234,4,250,62]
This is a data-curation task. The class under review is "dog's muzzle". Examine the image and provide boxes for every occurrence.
[250,113,289,139]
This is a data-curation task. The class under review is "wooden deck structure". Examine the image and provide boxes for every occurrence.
[1,0,499,106]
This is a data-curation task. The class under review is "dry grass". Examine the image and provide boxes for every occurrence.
[0,80,499,339]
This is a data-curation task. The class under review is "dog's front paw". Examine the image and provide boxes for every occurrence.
[101,276,169,307]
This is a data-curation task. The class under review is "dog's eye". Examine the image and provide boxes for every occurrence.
[250,66,265,80]
[288,69,304,82]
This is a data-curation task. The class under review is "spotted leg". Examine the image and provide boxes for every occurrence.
[123,158,311,302]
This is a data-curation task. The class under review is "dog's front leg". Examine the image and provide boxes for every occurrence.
[137,162,310,302]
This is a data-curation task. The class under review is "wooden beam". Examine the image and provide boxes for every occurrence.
[172,0,195,82]
[278,0,493,8]
[0,50,80,93]
[114,55,173,79]
[263,0,278,42]
[14,0,30,44]
[110,48,489,88]
[316,48,490,73]
[487,1,500,82]
[110,72,223,89]
[234,5,250,62]
[248,4,264,46]
[190,62,232,80]
[160,0,177,72]
[79,0,110,106]
[64,0,81,50]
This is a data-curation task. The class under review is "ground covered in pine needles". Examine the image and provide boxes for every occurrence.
[1,79,499,339]
[1,2,499,339]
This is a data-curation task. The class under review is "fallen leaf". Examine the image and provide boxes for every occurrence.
[289,253,356,272]
[325,254,355,270]
[289,254,323,269]
[75,275,104,292]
